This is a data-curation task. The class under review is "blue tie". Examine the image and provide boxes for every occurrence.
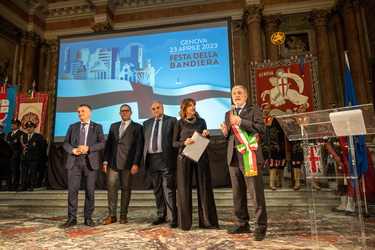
[236,108,241,115]
[79,123,87,145]
[152,119,160,152]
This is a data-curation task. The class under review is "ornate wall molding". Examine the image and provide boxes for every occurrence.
[0,16,22,44]
[243,4,263,24]
[336,0,355,15]
[22,30,41,48]
[309,9,332,27]
[281,15,309,28]
[46,38,58,53]
[112,0,227,14]
[262,13,281,33]
[91,21,113,32]
[263,0,335,15]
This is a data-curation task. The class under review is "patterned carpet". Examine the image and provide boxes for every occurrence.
[1,204,374,249]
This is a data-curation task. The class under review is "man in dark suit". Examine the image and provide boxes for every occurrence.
[142,101,177,228]
[5,119,25,191]
[101,104,144,225]
[220,85,267,241]
[61,104,106,229]
[18,121,47,192]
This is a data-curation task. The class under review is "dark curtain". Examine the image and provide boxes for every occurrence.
[45,142,230,190]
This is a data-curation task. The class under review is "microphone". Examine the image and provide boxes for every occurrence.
[231,105,237,115]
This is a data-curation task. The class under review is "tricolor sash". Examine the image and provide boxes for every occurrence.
[230,109,259,176]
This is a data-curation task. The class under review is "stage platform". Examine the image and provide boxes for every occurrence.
[1,183,375,249]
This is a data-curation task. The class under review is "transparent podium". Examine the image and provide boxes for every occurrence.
[276,104,375,249]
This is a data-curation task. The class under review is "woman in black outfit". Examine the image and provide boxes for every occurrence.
[173,98,219,231]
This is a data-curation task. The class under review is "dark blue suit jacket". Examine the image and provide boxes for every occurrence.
[63,121,106,170]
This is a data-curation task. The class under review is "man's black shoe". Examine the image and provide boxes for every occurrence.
[17,187,27,192]
[10,187,18,191]
[252,228,266,241]
[28,187,34,192]
[169,220,178,228]
[228,224,251,234]
[344,211,357,216]
[84,218,95,227]
[345,211,358,217]
[60,218,77,229]
[331,207,345,213]
[151,217,166,225]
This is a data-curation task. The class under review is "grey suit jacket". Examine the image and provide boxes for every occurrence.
[224,104,266,166]
[104,121,144,170]
[63,121,106,170]
[142,115,177,169]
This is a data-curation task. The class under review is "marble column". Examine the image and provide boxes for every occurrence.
[309,9,338,109]
[353,0,372,103]
[44,39,58,143]
[262,14,281,62]
[38,41,49,92]
[337,0,368,104]
[17,38,26,87]
[232,21,248,86]
[332,12,346,104]
[46,39,58,93]
[20,31,40,92]
[243,4,264,63]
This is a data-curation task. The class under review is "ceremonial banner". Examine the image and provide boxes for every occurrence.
[0,85,17,133]
[14,92,49,133]
[250,56,319,115]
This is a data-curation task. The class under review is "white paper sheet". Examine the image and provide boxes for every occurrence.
[181,131,210,162]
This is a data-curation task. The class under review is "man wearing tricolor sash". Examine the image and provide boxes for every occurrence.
[220,85,267,241]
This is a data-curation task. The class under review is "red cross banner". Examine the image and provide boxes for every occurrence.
[305,145,322,174]
[14,92,49,133]
[250,56,319,115]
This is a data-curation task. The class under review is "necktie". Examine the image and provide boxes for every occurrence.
[28,134,31,142]
[119,122,126,138]
[236,108,241,115]
[152,119,160,152]
[79,123,87,145]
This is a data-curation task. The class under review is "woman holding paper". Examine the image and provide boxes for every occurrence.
[173,98,219,231]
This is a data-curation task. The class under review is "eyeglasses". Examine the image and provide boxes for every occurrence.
[120,110,131,113]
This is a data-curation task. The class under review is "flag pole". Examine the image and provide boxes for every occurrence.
[344,50,369,216]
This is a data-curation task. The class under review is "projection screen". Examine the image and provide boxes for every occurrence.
[54,18,233,142]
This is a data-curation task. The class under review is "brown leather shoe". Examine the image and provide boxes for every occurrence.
[120,215,128,224]
[102,216,117,225]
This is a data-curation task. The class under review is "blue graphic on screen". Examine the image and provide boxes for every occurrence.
[55,21,232,141]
